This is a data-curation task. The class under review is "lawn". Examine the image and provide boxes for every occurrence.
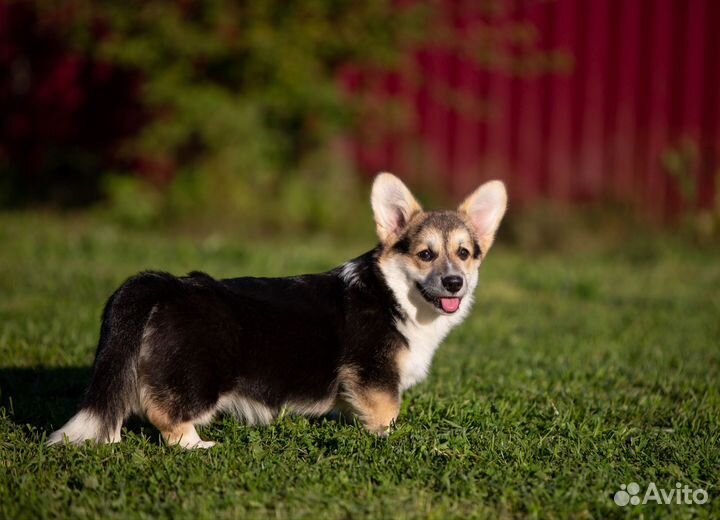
[0,212,718,519]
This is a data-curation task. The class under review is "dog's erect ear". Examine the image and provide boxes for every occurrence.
[371,172,422,243]
[458,180,507,254]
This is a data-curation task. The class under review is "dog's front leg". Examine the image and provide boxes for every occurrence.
[344,386,400,436]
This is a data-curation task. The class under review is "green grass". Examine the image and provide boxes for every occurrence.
[1,212,718,519]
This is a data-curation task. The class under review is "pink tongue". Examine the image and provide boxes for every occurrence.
[440,297,460,313]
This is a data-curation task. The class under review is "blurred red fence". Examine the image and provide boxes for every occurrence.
[342,0,720,218]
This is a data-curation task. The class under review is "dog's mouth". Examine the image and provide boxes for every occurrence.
[415,283,462,314]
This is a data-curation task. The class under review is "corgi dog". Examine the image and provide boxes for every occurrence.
[48,173,507,448]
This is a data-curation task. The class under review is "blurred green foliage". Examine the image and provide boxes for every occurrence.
[92,0,423,230]
[5,1,576,233]
[18,0,426,230]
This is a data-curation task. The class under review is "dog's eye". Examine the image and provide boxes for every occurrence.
[417,249,435,262]
[457,247,470,260]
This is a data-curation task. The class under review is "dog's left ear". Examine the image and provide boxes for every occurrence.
[371,172,422,243]
[458,180,507,254]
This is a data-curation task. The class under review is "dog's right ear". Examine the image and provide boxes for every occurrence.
[371,172,422,243]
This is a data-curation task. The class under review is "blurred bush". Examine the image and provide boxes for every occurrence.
[0,0,423,230]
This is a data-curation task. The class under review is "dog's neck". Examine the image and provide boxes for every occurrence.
[376,255,474,391]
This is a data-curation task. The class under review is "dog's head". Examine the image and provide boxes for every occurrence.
[372,173,507,320]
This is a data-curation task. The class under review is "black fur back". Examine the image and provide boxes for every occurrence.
[84,247,408,427]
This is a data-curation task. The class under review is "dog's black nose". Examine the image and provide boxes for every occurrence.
[441,275,463,293]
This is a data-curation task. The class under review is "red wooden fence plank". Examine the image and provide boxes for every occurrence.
[702,0,720,211]
[664,0,685,217]
[609,0,642,204]
[578,0,609,200]
[545,0,577,203]
[515,0,548,203]
[603,0,622,201]
[679,0,705,212]
[569,0,589,202]
[452,2,484,195]
[643,0,674,219]
[482,10,514,197]
[423,47,451,184]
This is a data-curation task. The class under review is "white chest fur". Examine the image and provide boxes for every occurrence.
[396,317,457,391]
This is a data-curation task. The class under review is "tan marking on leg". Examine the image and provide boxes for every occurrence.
[337,366,400,436]
[144,397,216,449]
[356,388,400,436]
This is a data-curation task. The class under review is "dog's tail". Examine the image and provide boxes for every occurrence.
[48,273,172,445]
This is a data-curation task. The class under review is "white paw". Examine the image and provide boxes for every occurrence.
[366,424,392,437]
[177,439,216,449]
[173,436,217,449]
